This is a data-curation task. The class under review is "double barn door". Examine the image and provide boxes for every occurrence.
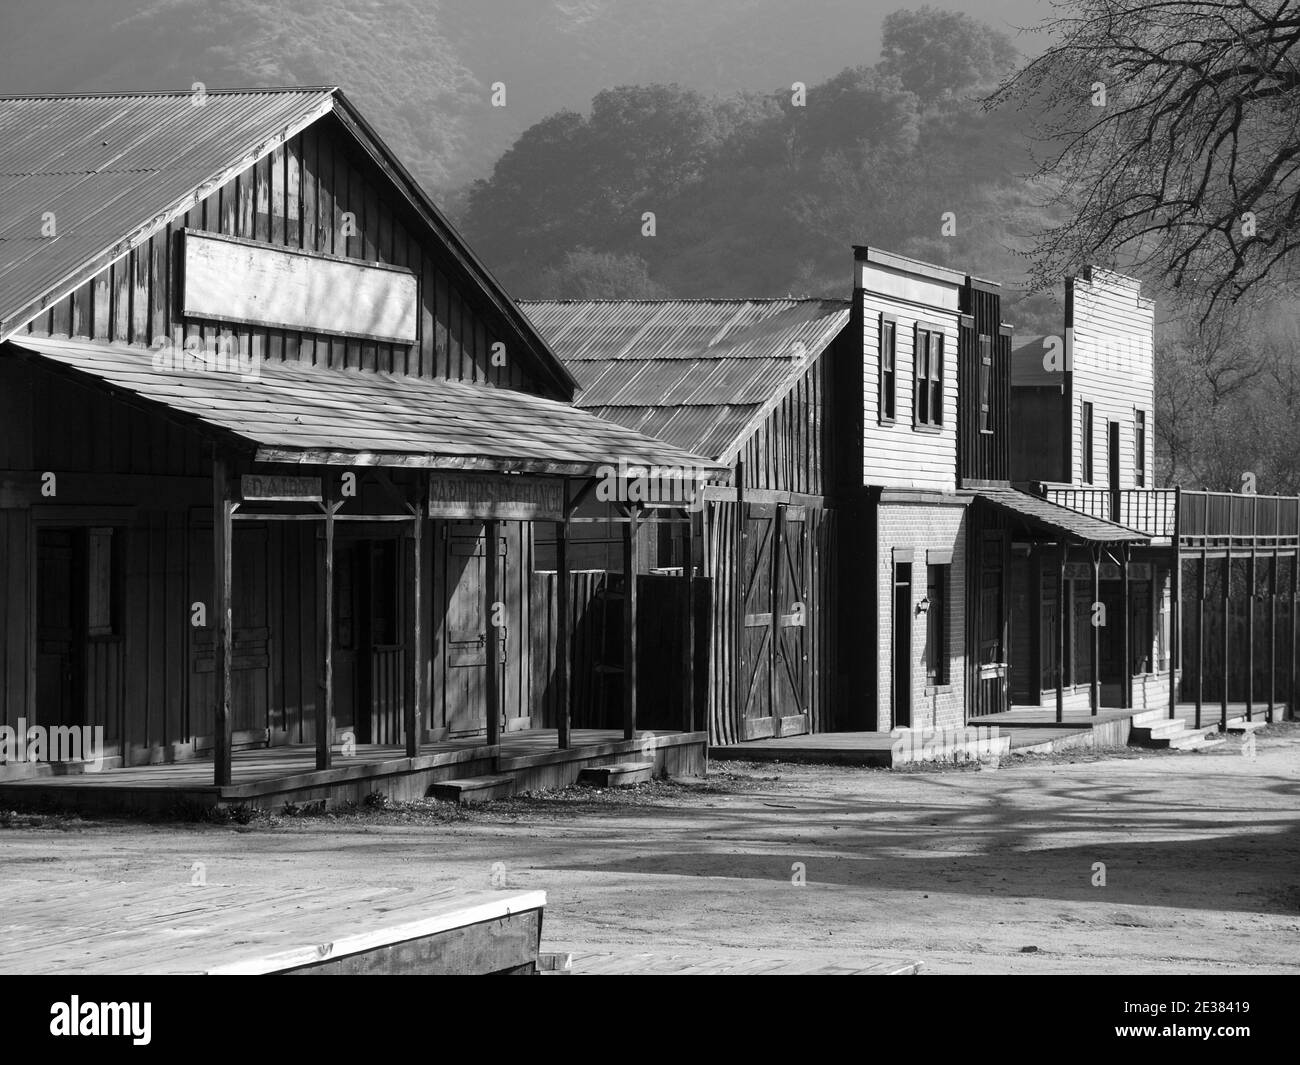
[738,502,810,740]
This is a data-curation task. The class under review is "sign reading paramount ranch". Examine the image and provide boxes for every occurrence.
[427,474,564,522]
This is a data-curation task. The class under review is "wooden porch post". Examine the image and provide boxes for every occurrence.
[1196,550,1206,729]
[1169,487,1181,720]
[1292,518,1298,719]
[1120,544,1132,711]
[1056,542,1067,725]
[403,481,423,759]
[555,488,571,750]
[1221,554,1230,732]
[623,504,641,741]
[485,518,500,747]
[316,487,335,772]
[1246,546,1256,722]
[682,506,696,734]
[212,456,233,787]
[1269,546,1278,724]
[1090,544,1101,716]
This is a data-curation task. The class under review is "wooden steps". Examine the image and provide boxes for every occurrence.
[1129,709,1226,751]
[577,761,655,787]
[1223,717,1268,734]
[429,774,517,805]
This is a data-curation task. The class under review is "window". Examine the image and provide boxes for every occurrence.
[1081,401,1095,482]
[914,326,944,428]
[978,334,993,433]
[879,316,896,422]
[925,564,949,685]
[87,528,116,637]
[1135,409,1147,487]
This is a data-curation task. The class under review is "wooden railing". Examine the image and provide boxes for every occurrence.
[1178,491,1299,545]
[1043,486,1178,537]
[1042,485,1300,544]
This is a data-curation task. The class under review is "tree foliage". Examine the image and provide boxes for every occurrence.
[991,0,1300,316]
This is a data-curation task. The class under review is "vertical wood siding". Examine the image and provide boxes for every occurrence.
[21,113,551,396]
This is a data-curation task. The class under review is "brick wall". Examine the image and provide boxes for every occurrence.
[876,497,969,730]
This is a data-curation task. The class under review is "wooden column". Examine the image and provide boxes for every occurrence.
[682,508,696,734]
[212,457,234,787]
[1056,543,1067,724]
[622,505,641,741]
[316,492,336,772]
[403,491,422,759]
[1221,554,1230,732]
[1090,545,1101,716]
[1292,527,1298,720]
[1269,547,1278,723]
[1120,544,1132,711]
[485,519,500,747]
[555,496,571,750]
[1246,547,1256,722]
[1169,486,1181,720]
[1195,550,1206,729]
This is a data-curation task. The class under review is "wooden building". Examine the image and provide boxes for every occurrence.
[1010,268,1299,723]
[521,298,853,744]
[0,88,723,793]
[838,248,1154,731]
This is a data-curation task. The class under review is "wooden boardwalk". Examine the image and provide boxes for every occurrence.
[0,729,707,813]
[0,881,546,975]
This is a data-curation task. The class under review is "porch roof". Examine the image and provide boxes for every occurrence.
[7,335,727,477]
[972,486,1149,543]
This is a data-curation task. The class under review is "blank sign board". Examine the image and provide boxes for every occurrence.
[183,230,418,343]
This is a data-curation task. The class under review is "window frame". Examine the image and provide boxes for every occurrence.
[913,323,945,431]
[878,314,897,424]
[1081,401,1095,483]
[925,562,949,686]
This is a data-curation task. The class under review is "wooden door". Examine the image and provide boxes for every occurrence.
[773,505,809,736]
[190,523,270,747]
[738,503,776,739]
[893,562,912,727]
[35,529,83,728]
[443,522,507,736]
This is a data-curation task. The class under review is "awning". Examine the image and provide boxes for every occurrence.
[7,336,728,478]
[973,486,1149,543]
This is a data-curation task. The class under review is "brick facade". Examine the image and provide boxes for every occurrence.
[876,496,969,731]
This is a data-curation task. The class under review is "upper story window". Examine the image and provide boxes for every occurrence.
[914,325,944,429]
[1135,409,1147,487]
[879,316,897,423]
[978,333,992,433]
[1081,401,1095,483]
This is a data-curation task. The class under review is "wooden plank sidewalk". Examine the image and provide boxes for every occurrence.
[0,879,545,975]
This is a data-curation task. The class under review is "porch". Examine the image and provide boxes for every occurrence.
[0,728,707,814]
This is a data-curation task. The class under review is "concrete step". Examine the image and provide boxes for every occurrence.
[1130,708,1171,727]
[429,775,516,805]
[1168,732,1227,752]
[1131,718,1189,739]
[577,761,655,788]
[1223,717,1269,734]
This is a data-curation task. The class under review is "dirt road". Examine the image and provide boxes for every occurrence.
[3,726,1298,974]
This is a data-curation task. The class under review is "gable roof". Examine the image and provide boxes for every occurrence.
[8,335,724,477]
[0,87,577,397]
[519,298,850,462]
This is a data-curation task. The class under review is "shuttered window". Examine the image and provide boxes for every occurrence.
[1135,409,1147,487]
[978,334,992,432]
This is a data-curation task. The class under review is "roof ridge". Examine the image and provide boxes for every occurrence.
[0,87,339,101]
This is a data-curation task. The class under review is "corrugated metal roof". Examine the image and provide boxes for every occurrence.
[975,487,1148,542]
[519,299,850,460]
[0,89,338,334]
[8,336,726,476]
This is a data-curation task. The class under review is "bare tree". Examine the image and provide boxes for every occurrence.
[992,0,1300,315]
